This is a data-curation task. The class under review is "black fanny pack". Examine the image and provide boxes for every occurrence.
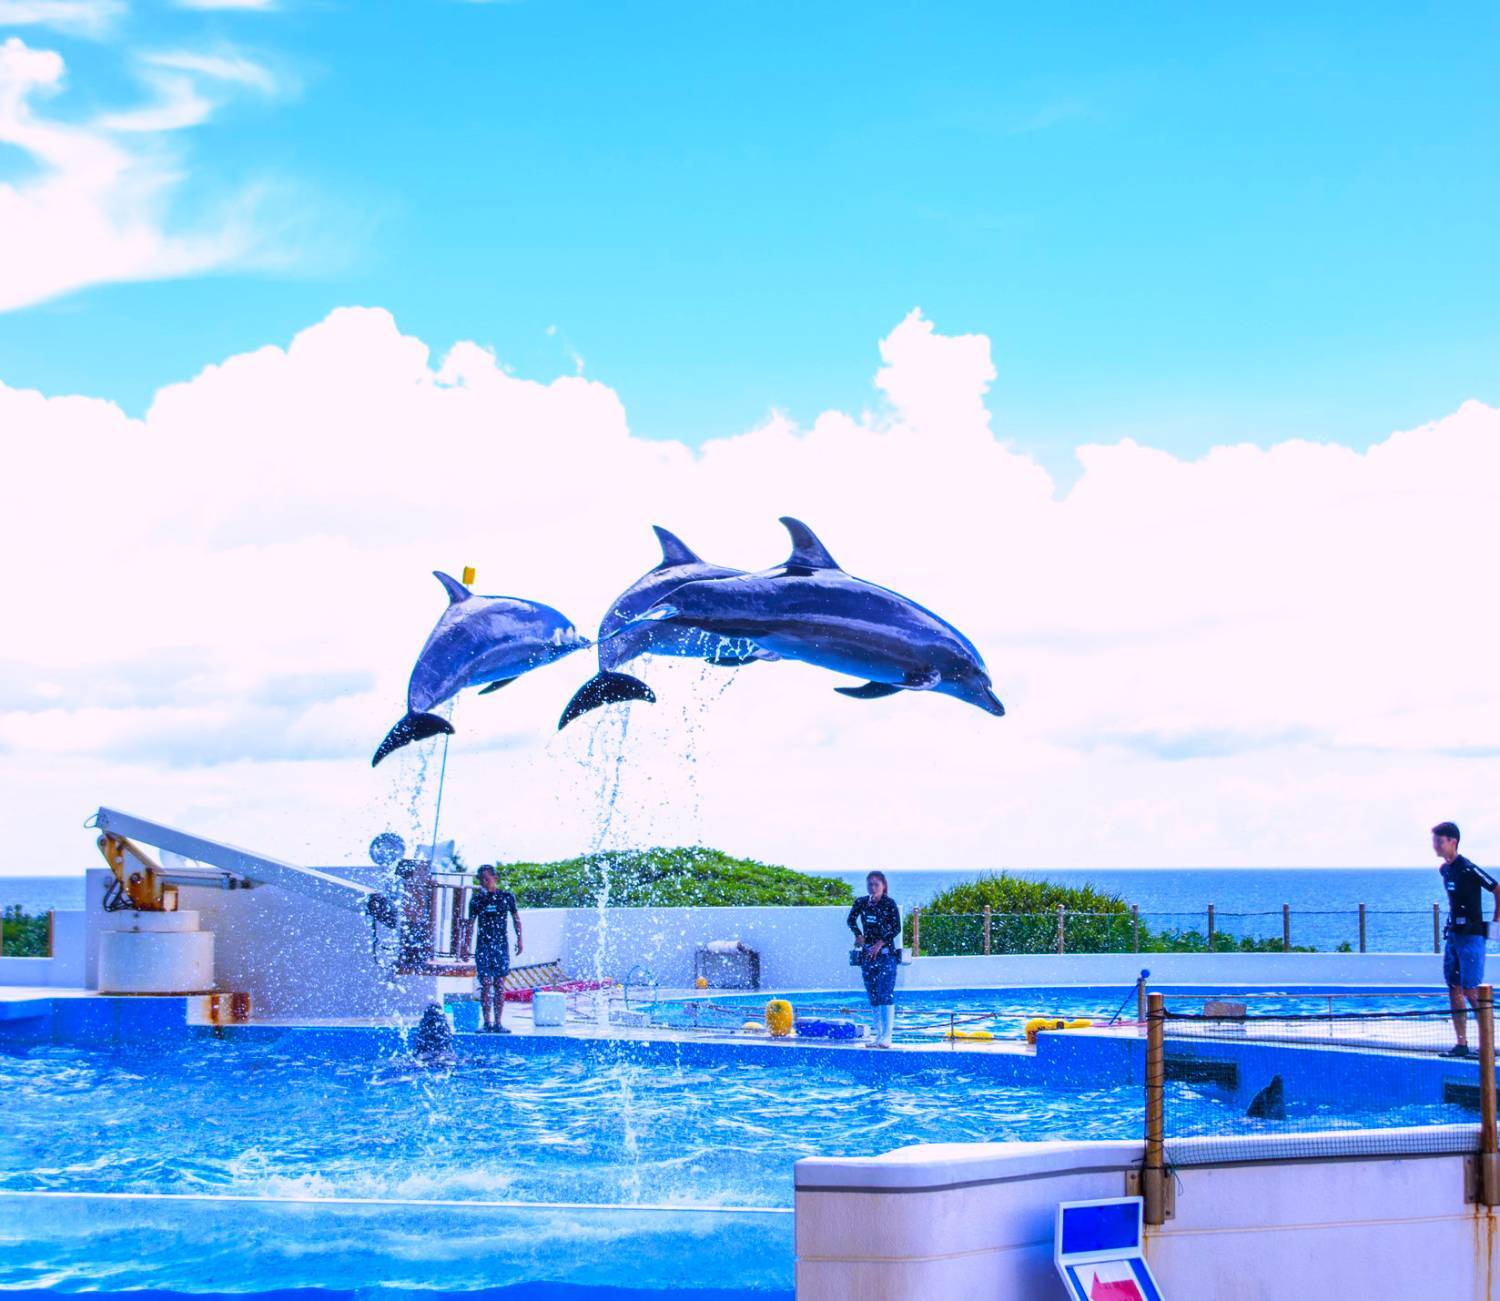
[850,945,902,966]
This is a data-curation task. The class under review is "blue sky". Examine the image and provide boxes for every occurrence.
[5,3,1500,871]
[3,1,1498,475]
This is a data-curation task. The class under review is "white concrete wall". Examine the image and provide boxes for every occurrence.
[78,869,436,1019]
[560,905,863,989]
[796,1134,1497,1300]
[517,908,565,965]
[41,888,1451,1018]
[905,950,1444,987]
[557,905,1446,991]
[0,909,85,987]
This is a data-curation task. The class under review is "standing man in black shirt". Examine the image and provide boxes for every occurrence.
[460,865,524,1034]
[1434,821,1499,1058]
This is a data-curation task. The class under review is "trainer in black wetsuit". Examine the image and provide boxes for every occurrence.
[462,865,523,1034]
[1434,821,1499,1057]
[846,872,901,1048]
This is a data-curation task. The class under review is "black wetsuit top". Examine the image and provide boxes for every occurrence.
[847,895,901,951]
[1443,856,1496,937]
[468,888,519,951]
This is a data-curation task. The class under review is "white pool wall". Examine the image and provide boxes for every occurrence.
[796,1132,1498,1299]
[557,904,1443,990]
[5,890,1450,1011]
[0,909,86,987]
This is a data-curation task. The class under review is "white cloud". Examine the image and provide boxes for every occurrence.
[1,309,1498,875]
[0,36,279,310]
[146,49,278,92]
[174,0,276,9]
[0,1,123,38]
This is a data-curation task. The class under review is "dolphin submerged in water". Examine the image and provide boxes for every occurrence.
[373,571,589,765]
[556,526,775,730]
[634,517,1004,717]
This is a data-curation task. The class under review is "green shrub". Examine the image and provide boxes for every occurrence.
[491,846,853,909]
[908,874,1315,955]
[1,906,49,957]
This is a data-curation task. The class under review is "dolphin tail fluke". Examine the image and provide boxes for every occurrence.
[372,711,456,767]
[558,672,656,730]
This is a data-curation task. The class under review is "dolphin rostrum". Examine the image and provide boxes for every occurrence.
[634,518,1004,717]
[374,572,589,766]
[557,525,774,730]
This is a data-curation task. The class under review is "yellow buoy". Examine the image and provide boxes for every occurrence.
[764,999,794,1037]
[694,976,709,989]
[947,1028,994,1041]
[1067,1018,1093,1030]
[1024,1016,1067,1045]
[741,1020,765,1034]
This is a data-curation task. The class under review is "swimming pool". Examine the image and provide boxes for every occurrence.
[0,987,1473,1298]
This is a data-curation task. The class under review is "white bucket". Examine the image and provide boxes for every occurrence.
[531,990,567,1028]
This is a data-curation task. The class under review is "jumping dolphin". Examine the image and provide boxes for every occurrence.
[373,572,589,766]
[634,518,1004,717]
[556,526,773,730]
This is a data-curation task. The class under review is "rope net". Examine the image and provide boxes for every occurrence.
[1155,993,1486,1166]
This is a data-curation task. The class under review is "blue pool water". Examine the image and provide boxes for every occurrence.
[0,988,1477,1298]
[646,984,1453,1040]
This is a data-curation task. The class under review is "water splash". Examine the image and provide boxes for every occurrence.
[674,656,743,832]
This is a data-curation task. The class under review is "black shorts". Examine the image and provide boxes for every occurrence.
[475,944,510,982]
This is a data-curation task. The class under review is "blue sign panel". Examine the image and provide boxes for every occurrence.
[1054,1197,1165,1301]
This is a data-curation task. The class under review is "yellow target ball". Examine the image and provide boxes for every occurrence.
[764,999,794,1037]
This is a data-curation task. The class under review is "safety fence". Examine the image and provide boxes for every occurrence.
[1139,987,1500,1222]
[905,904,1453,957]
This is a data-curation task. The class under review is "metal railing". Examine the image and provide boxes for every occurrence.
[905,903,1453,957]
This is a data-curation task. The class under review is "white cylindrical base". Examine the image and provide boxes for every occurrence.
[98,911,215,994]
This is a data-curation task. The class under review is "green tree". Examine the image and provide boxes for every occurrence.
[492,846,853,908]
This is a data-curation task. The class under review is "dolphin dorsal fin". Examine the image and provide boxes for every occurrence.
[433,571,472,604]
[651,526,702,569]
[779,517,840,571]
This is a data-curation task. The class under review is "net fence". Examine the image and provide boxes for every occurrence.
[1152,992,1487,1166]
[908,908,1450,955]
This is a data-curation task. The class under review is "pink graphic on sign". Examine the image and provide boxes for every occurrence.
[1084,1260,1145,1301]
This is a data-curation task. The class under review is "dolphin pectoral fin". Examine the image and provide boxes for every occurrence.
[633,605,678,624]
[835,681,904,700]
[476,677,518,696]
[558,672,657,730]
[372,711,456,767]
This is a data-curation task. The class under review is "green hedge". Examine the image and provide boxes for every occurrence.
[490,846,853,909]
[2,906,49,957]
[906,873,1311,955]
